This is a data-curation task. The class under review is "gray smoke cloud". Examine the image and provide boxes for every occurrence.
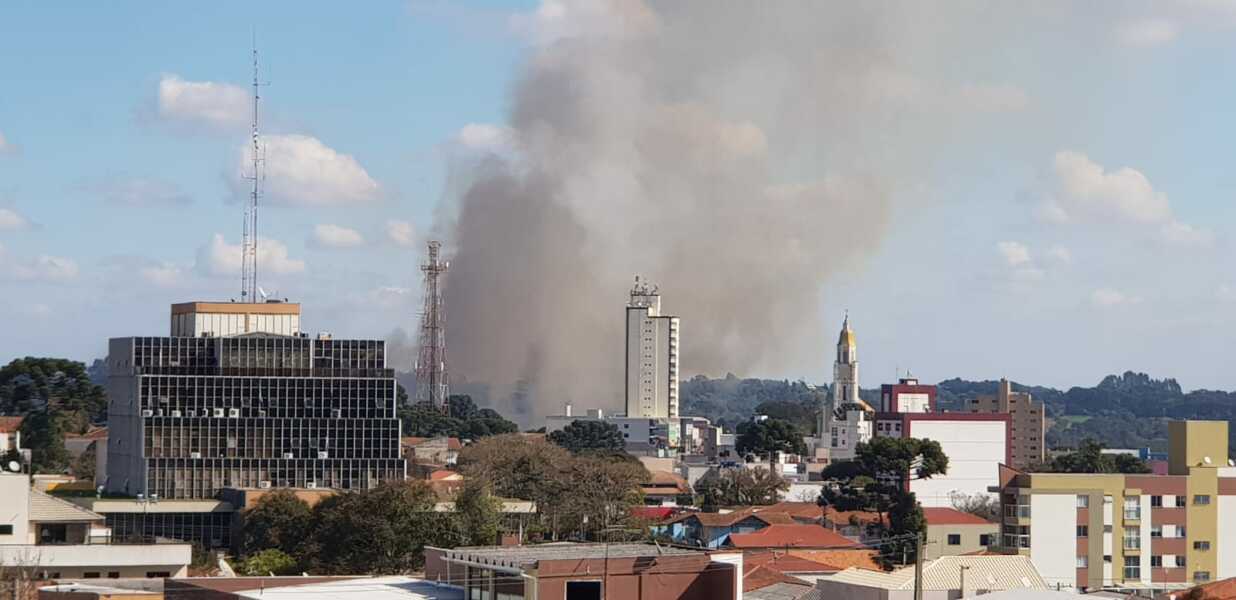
[437,1,1043,420]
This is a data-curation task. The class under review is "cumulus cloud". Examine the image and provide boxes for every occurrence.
[385,220,417,247]
[157,74,249,129]
[1045,151,1211,246]
[0,208,32,231]
[1046,245,1072,264]
[139,262,185,288]
[4,254,80,283]
[0,131,16,155]
[1091,288,1142,307]
[1116,18,1180,47]
[81,176,192,206]
[195,233,305,277]
[310,224,365,248]
[234,134,380,206]
[996,241,1032,267]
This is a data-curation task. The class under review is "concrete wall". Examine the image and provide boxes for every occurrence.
[535,555,735,600]
[1030,493,1077,590]
[104,339,144,497]
[908,419,1007,507]
[924,522,998,560]
[0,473,31,544]
[1218,495,1236,580]
[0,544,190,578]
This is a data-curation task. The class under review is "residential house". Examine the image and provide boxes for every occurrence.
[0,471,191,579]
[401,436,461,466]
[642,470,692,506]
[922,507,998,559]
[727,524,856,550]
[745,550,883,599]
[661,509,798,549]
[816,555,1048,600]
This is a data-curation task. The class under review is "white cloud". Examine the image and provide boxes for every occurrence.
[82,176,191,206]
[195,233,305,277]
[1116,18,1180,47]
[456,123,515,153]
[139,262,185,288]
[996,241,1032,267]
[385,220,417,247]
[1218,284,1236,301]
[0,131,16,155]
[8,255,80,282]
[1046,245,1072,264]
[236,134,380,206]
[958,83,1030,112]
[371,286,412,309]
[157,74,249,129]
[310,224,365,248]
[0,208,31,231]
[1091,288,1142,308]
[1046,151,1211,246]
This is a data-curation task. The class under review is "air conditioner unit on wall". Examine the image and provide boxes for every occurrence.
[317,451,329,459]
[258,481,271,489]
[140,410,154,417]
[190,452,202,459]
[170,410,182,417]
[228,408,240,418]
[305,481,318,489]
[283,452,294,459]
[212,408,225,418]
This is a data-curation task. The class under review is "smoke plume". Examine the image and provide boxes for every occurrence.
[438,2,1028,419]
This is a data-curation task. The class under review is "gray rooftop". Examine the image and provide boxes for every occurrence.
[441,542,701,571]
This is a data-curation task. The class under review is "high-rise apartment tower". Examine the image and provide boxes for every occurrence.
[624,278,680,419]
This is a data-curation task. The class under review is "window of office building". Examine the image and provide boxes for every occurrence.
[1194,495,1211,506]
[948,534,961,545]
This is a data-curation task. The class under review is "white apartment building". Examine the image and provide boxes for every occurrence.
[0,472,191,579]
[625,278,680,420]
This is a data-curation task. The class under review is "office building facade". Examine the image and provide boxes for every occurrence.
[105,302,406,500]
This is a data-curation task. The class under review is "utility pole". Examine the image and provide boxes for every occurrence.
[913,533,924,600]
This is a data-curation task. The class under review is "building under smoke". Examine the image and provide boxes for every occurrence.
[625,278,680,420]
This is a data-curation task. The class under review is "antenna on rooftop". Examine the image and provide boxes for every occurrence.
[415,241,450,411]
[240,32,268,303]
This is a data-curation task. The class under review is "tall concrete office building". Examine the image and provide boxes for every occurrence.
[971,378,1044,469]
[624,279,680,419]
[105,301,406,500]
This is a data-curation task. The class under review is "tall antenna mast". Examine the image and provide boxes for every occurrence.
[240,34,265,303]
[415,241,450,411]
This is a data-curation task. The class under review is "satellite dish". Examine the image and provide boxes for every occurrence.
[1228,460,1234,467]
[258,287,269,300]
[6,461,19,472]
[1204,456,1212,465]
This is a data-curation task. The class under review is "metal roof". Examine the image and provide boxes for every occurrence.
[441,542,700,570]
[823,555,1047,591]
[29,490,104,522]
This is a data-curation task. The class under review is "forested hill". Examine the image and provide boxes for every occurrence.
[681,371,1236,453]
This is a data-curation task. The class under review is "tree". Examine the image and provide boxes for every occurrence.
[238,549,299,576]
[71,442,97,481]
[694,466,789,509]
[949,491,998,521]
[20,410,69,474]
[398,398,518,440]
[453,482,503,546]
[548,420,626,455]
[1041,440,1152,474]
[556,455,648,539]
[736,418,808,468]
[818,437,949,566]
[0,357,107,425]
[308,480,456,574]
[242,490,313,557]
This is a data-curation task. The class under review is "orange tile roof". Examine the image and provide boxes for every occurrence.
[755,502,823,521]
[922,507,992,526]
[744,551,846,573]
[1163,577,1236,600]
[788,549,883,571]
[670,508,796,528]
[0,416,23,433]
[728,524,857,549]
[641,470,690,496]
[742,564,811,593]
[429,469,462,481]
[823,506,887,527]
[403,436,462,450]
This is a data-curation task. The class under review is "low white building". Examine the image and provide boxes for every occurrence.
[873,412,1011,507]
[0,472,191,579]
[816,555,1047,600]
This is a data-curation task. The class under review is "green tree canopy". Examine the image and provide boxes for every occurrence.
[452,482,503,547]
[818,437,949,566]
[238,549,299,576]
[242,489,313,558]
[694,466,789,509]
[736,418,808,463]
[398,395,518,440]
[1037,440,1152,474]
[308,480,457,574]
[0,357,107,425]
[547,420,626,455]
[20,410,69,474]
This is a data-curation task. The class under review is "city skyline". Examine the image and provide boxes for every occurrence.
[4,2,1236,393]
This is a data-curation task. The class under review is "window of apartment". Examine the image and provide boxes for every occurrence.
[566,581,603,600]
[83,573,100,579]
[1104,525,1113,534]
[980,534,993,547]
[1194,495,1211,506]
[0,525,12,535]
[1195,572,1212,584]
[1194,541,1211,551]
[1077,556,1089,568]
[1176,496,1187,507]
[1124,556,1140,580]
[107,572,120,579]
[948,534,961,546]
[1178,526,1187,538]
[146,572,170,579]
[1123,497,1140,520]
[1076,525,1089,538]
[1124,527,1140,550]
[1104,555,1112,564]
[1151,556,1163,568]
[1076,495,1090,508]
[1177,556,1187,568]
[1151,495,1163,508]
[1151,525,1162,538]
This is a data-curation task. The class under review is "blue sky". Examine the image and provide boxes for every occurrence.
[2,2,1236,394]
